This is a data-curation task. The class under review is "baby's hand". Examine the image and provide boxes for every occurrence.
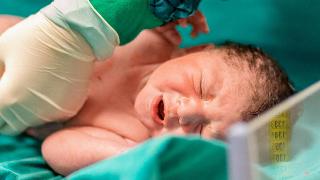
[109,11,210,65]
[154,11,209,46]
[178,10,210,38]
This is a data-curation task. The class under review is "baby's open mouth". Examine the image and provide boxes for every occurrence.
[157,99,165,121]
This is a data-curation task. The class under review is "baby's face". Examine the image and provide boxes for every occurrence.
[135,50,252,139]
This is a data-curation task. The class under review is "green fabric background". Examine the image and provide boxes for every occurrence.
[0,0,319,179]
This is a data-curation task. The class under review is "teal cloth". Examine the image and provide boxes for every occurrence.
[68,136,227,180]
[90,0,162,45]
[1,0,320,179]
[0,134,62,179]
[0,135,226,180]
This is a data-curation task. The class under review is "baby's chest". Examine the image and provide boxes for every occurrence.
[71,104,150,142]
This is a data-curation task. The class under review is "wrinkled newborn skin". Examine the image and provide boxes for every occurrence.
[0,15,249,175]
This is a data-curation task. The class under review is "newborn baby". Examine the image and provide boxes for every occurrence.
[0,14,294,175]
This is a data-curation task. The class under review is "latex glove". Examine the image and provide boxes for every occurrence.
[0,13,96,135]
[0,0,120,135]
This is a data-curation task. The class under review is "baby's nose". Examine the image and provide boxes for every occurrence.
[177,98,206,133]
[179,114,205,134]
[177,98,204,118]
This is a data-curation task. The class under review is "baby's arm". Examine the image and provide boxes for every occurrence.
[105,11,210,66]
[42,126,135,175]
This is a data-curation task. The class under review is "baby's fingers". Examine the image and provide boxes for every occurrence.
[188,11,210,37]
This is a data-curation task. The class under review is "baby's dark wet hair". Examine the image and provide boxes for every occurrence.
[217,42,295,120]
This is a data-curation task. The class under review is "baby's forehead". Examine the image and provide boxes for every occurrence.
[201,50,254,101]
[181,49,256,96]
[194,49,251,78]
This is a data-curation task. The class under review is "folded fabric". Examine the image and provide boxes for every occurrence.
[0,134,62,179]
[0,135,227,180]
[68,136,227,180]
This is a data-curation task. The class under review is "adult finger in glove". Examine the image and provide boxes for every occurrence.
[0,0,202,135]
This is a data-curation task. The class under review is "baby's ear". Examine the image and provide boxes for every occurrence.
[0,16,22,34]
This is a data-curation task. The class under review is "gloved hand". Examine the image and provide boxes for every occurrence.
[0,13,96,135]
[0,0,201,135]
